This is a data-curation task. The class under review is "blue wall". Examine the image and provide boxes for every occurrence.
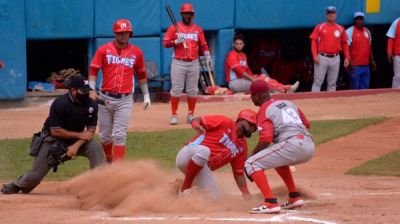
[1,0,400,100]
[0,0,27,100]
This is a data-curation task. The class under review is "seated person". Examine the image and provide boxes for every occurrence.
[225,34,299,93]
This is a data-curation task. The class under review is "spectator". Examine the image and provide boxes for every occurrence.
[346,12,376,89]
[309,6,349,92]
[386,17,400,88]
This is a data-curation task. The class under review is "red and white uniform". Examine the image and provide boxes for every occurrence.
[387,17,400,88]
[163,22,209,60]
[346,26,371,66]
[186,115,247,173]
[225,50,253,82]
[90,41,146,93]
[310,22,349,59]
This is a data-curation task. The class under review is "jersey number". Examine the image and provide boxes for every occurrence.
[281,108,302,124]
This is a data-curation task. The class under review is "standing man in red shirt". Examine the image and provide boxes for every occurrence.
[309,6,349,92]
[346,12,376,89]
[386,17,400,88]
[176,109,257,199]
[163,3,211,125]
[88,19,151,162]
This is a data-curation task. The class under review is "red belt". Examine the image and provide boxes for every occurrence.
[174,58,196,62]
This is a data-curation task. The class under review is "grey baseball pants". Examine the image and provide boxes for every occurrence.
[393,55,400,88]
[312,54,340,92]
[170,59,200,97]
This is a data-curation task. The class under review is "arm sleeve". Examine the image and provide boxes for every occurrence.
[386,19,398,38]
[387,38,394,56]
[309,25,319,59]
[258,118,274,143]
[198,29,210,54]
[346,28,353,46]
[341,27,350,60]
[86,103,98,129]
[298,108,310,129]
[90,47,104,69]
[48,100,64,129]
[89,67,100,77]
[134,49,147,81]
[162,26,177,48]
[231,146,247,176]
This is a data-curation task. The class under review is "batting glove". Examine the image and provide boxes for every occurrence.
[143,93,151,110]
[174,36,185,45]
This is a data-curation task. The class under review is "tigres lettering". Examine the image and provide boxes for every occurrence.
[106,54,136,68]
[219,133,241,157]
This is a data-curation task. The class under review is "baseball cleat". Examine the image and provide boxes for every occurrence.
[281,197,304,209]
[170,115,178,125]
[178,188,192,197]
[186,114,194,123]
[249,202,281,214]
[288,81,300,93]
[1,183,21,194]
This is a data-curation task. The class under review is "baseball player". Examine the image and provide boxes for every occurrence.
[225,34,299,93]
[346,12,376,89]
[88,19,150,162]
[176,109,257,199]
[387,17,400,88]
[245,80,315,214]
[1,76,105,194]
[163,3,211,125]
[309,6,349,92]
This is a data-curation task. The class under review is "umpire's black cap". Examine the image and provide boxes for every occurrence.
[67,75,92,93]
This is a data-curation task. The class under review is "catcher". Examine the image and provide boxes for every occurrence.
[176,109,257,199]
[1,76,106,194]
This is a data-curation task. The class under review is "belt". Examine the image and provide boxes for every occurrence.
[174,58,196,62]
[101,91,131,99]
[320,53,339,58]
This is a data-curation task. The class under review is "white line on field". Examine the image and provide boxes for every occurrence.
[91,212,336,224]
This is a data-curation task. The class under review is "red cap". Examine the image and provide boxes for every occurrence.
[113,19,133,37]
[250,80,270,94]
[181,3,195,13]
[237,109,257,125]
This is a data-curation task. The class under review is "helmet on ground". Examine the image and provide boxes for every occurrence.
[180,3,195,13]
[236,109,257,125]
[113,19,133,37]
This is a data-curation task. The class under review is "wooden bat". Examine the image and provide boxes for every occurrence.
[206,61,216,87]
[165,5,187,49]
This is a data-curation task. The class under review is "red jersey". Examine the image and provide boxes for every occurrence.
[163,22,209,60]
[224,50,253,82]
[257,99,310,144]
[310,22,349,60]
[346,26,371,66]
[186,115,248,175]
[386,18,400,56]
[90,41,146,93]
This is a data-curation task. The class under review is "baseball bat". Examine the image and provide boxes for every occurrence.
[165,5,187,49]
[206,61,216,87]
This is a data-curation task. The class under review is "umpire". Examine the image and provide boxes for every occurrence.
[1,75,106,194]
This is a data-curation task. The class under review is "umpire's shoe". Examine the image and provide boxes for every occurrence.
[1,183,21,194]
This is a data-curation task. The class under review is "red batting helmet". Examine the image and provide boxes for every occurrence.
[236,109,257,125]
[113,19,133,37]
[180,3,195,13]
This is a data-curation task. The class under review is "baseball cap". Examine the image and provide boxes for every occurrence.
[353,11,365,18]
[326,6,336,13]
[67,75,92,93]
[250,80,270,94]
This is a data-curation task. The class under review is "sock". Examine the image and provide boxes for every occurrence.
[180,159,203,191]
[113,145,126,161]
[250,170,275,199]
[170,96,180,115]
[275,166,297,193]
[187,97,197,115]
[102,143,113,162]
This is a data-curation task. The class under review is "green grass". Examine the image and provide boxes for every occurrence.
[346,150,400,177]
[0,117,386,180]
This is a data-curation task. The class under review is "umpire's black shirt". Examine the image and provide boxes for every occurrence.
[43,93,98,135]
